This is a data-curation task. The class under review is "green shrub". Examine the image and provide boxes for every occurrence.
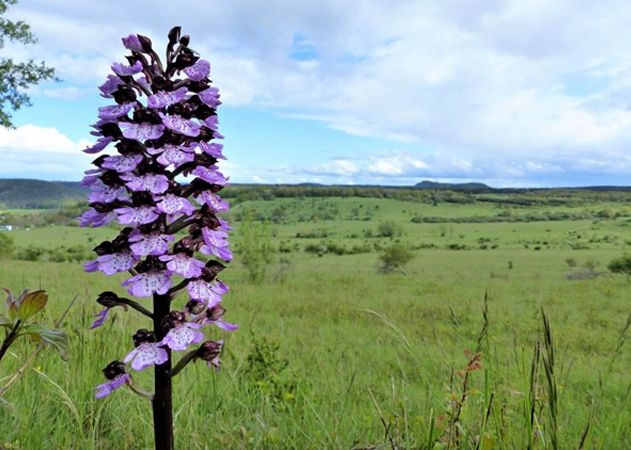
[378,243,414,274]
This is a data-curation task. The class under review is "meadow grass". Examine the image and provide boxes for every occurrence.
[1,196,630,449]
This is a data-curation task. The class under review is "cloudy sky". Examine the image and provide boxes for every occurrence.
[2,0,631,187]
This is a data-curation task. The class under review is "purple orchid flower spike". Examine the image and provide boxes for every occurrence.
[84,27,237,449]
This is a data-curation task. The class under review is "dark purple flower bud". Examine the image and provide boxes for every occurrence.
[138,34,153,52]
[179,35,190,46]
[103,360,127,380]
[196,339,223,369]
[112,85,138,104]
[161,310,186,330]
[168,26,181,46]
[132,328,157,346]
[186,300,206,315]
[174,48,198,70]
[97,291,124,308]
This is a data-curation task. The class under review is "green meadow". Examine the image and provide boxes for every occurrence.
[1,190,630,449]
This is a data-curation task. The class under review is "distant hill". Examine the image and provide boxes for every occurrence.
[414,180,493,192]
[0,179,85,209]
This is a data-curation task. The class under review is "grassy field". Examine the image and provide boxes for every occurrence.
[1,194,630,449]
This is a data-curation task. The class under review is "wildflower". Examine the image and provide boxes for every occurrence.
[124,329,168,371]
[161,322,204,351]
[96,361,131,398]
[196,339,223,369]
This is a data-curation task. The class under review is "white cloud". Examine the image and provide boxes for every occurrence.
[6,0,631,185]
[0,125,93,179]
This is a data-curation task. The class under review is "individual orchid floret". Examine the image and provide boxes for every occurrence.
[119,122,165,141]
[122,173,170,194]
[148,144,196,168]
[183,59,210,81]
[191,165,228,186]
[200,228,232,261]
[159,252,205,278]
[84,249,136,275]
[198,87,221,108]
[96,361,131,398]
[199,142,225,159]
[88,181,129,204]
[124,329,169,371]
[79,208,116,228]
[187,278,223,307]
[122,34,143,52]
[114,206,160,226]
[156,193,195,216]
[195,190,229,211]
[98,103,134,120]
[196,339,223,370]
[84,136,114,154]
[158,112,200,137]
[161,321,204,352]
[101,153,144,173]
[99,75,122,97]
[111,61,143,76]
[90,291,129,329]
[199,304,239,331]
[129,230,174,257]
[122,268,172,297]
[148,87,188,109]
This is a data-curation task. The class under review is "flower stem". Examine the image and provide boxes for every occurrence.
[119,297,154,319]
[152,293,173,450]
[169,349,197,378]
[0,320,21,364]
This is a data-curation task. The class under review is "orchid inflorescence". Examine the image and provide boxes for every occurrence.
[80,27,237,400]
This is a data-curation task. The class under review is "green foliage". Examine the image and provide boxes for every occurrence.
[376,220,403,238]
[0,289,68,365]
[607,254,631,277]
[378,242,414,274]
[235,212,275,283]
[0,232,13,257]
[0,0,56,128]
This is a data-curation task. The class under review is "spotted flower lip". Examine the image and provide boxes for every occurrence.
[114,206,160,226]
[122,270,172,297]
[158,112,200,137]
[148,87,189,109]
[101,153,144,173]
[160,322,204,351]
[198,87,221,107]
[99,75,122,97]
[84,250,136,275]
[128,230,174,257]
[79,208,116,228]
[159,253,205,278]
[199,142,225,159]
[98,103,134,120]
[122,173,170,194]
[119,122,165,141]
[187,279,223,307]
[124,342,169,371]
[156,193,195,216]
